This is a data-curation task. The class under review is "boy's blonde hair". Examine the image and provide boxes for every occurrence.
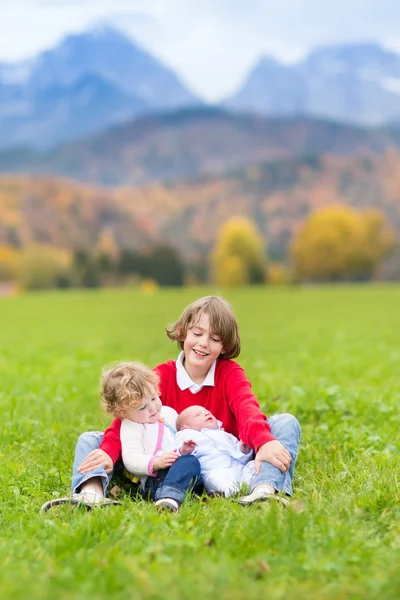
[166,295,241,359]
[101,362,159,419]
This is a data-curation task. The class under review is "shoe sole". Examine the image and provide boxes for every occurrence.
[155,501,179,512]
[40,497,121,512]
[239,494,289,507]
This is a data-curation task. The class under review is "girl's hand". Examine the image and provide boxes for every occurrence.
[153,451,179,471]
[180,440,197,455]
[78,449,114,474]
[254,441,291,474]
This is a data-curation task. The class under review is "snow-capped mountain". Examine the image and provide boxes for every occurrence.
[0,26,201,148]
[226,43,400,125]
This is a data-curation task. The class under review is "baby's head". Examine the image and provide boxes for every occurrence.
[101,362,161,424]
[176,405,219,432]
[166,295,241,360]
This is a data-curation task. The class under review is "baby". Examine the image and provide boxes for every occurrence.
[175,405,256,498]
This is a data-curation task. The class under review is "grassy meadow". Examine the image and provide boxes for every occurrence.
[0,285,399,599]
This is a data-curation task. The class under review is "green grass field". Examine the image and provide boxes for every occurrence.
[1,285,399,599]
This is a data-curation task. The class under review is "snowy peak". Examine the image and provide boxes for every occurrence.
[227,43,400,125]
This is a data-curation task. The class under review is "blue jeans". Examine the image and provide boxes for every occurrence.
[71,431,112,495]
[72,413,300,496]
[144,454,201,504]
[252,413,301,495]
[71,433,201,503]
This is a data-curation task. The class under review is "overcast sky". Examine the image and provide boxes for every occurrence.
[2,0,400,100]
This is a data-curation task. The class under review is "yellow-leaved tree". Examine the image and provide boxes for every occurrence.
[291,204,396,281]
[358,209,397,277]
[211,217,267,286]
[18,245,72,290]
[0,245,19,282]
[291,204,366,281]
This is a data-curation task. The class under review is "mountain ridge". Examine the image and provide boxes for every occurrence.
[0,26,201,149]
[0,107,399,186]
[227,42,400,125]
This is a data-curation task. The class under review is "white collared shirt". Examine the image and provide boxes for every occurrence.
[176,351,216,394]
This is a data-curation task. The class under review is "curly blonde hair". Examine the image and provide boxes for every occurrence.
[165,295,241,359]
[100,362,159,419]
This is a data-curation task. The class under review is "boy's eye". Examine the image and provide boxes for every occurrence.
[151,397,157,402]
[139,405,147,411]
[193,332,201,337]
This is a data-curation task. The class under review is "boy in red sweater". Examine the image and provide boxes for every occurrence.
[42,296,300,511]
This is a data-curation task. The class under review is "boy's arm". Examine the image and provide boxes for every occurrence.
[225,364,276,451]
[239,441,252,455]
[99,418,122,464]
[225,365,292,473]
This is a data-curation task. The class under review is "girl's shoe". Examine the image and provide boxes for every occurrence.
[154,498,180,512]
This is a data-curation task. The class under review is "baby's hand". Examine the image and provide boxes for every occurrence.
[153,451,179,471]
[239,441,252,455]
[180,440,197,455]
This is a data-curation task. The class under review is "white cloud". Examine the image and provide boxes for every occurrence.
[1,0,400,100]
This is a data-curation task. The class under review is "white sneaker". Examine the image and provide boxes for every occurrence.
[239,487,289,507]
[154,498,180,512]
[40,491,121,512]
[72,490,104,506]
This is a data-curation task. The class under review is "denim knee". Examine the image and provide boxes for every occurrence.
[269,413,301,436]
[179,454,201,477]
[76,431,103,450]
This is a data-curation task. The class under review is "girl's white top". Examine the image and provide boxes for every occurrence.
[121,406,178,487]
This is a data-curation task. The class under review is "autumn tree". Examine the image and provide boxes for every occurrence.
[291,204,396,281]
[18,245,72,290]
[266,262,291,285]
[0,245,19,282]
[96,229,120,273]
[358,209,396,278]
[211,217,267,286]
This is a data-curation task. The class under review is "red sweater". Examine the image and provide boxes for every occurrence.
[100,358,276,464]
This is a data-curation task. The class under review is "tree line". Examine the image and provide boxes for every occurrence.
[0,204,397,290]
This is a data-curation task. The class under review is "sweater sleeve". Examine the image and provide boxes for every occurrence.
[120,420,155,477]
[225,363,276,451]
[153,361,170,403]
[99,418,122,465]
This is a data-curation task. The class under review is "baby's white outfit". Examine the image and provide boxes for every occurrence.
[175,424,256,497]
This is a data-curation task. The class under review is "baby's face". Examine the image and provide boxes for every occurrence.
[181,406,218,431]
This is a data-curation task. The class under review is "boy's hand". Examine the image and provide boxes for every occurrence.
[180,440,197,455]
[255,441,291,474]
[78,449,114,474]
[153,451,179,471]
[239,441,252,454]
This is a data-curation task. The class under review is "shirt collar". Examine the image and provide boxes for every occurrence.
[176,351,216,391]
